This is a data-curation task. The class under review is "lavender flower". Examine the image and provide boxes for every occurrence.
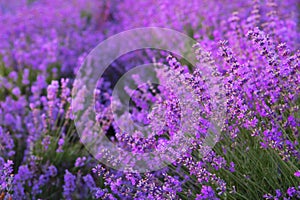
[196,186,219,200]
[0,159,13,192]
[75,157,87,167]
[63,170,76,200]
[0,0,299,199]
[294,171,300,178]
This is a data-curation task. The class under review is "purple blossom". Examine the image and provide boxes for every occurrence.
[196,186,219,200]
[83,174,96,190]
[229,162,235,173]
[63,170,76,200]
[75,157,86,168]
[47,165,58,177]
[294,171,300,178]
[0,0,299,199]
[287,187,296,197]
[0,159,14,191]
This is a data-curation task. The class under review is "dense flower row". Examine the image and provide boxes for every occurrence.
[0,0,299,199]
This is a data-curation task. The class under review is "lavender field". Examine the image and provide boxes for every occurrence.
[0,0,299,199]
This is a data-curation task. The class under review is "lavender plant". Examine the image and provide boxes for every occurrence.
[0,0,299,199]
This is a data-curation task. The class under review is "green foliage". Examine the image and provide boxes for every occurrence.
[214,129,300,200]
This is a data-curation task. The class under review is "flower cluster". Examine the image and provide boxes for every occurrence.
[0,0,299,199]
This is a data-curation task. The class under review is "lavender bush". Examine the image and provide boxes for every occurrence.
[0,0,299,199]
